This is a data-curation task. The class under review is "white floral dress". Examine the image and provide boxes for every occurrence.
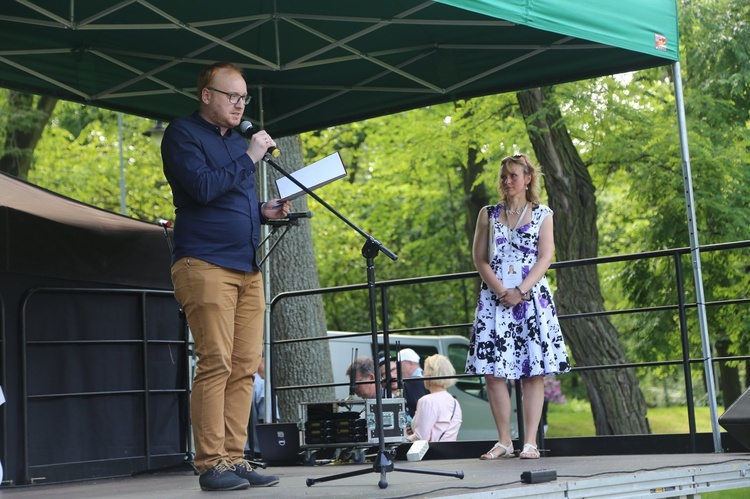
[466,203,571,379]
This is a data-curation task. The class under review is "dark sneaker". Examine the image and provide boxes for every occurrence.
[233,460,280,487]
[199,461,250,491]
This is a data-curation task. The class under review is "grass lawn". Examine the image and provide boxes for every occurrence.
[545,401,723,437]
[702,489,750,498]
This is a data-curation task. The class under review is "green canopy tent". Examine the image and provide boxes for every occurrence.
[1,0,679,136]
[0,0,721,477]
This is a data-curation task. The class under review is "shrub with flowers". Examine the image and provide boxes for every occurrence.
[544,376,566,404]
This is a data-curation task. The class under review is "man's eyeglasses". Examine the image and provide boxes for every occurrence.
[207,87,251,105]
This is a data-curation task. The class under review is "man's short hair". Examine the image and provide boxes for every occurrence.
[346,356,375,377]
[196,61,244,95]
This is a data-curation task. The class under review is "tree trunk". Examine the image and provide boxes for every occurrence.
[516,87,651,435]
[463,145,490,298]
[463,146,490,250]
[0,91,58,179]
[265,134,335,421]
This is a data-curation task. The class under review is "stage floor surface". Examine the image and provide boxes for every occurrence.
[2,452,749,498]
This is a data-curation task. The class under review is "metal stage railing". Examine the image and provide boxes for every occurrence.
[269,239,750,454]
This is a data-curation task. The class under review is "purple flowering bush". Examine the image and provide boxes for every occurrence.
[544,377,566,404]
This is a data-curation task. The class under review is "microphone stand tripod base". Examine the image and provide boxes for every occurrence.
[305,448,464,489]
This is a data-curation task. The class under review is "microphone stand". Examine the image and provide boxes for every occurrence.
[255,214,310,465]
[258,217,307,268]
[262,153,463,490]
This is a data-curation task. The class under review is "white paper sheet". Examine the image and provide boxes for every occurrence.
[275,151,347,201]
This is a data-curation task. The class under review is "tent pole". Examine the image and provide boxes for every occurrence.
[672,61,722,453]
[257,86,275,426]
[118,113,126,215]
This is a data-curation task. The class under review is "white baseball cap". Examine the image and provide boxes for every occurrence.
[398,348,420,363]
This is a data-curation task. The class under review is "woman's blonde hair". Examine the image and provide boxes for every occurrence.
[423,354,457,388]
[497,153,541,206]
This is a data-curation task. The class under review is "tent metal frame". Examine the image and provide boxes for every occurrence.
[1,1,669,135]
[672,61,721,452]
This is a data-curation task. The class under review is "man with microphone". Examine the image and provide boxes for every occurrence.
[161,61,290,491]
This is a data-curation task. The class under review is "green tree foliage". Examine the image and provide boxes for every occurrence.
[301,95,530,332]
[550,0,750,406]
[678,0,750,404]
[28,102,174,224]
[0,89,57,178]
[681,0,750,122]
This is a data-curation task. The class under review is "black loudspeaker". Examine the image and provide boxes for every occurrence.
[719,387,750,451]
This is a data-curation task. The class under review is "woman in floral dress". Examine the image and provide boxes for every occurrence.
[466,154,570,460]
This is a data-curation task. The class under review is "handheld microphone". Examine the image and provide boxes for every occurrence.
[239,120,281,157]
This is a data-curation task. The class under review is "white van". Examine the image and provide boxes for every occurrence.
[327,331,517,441]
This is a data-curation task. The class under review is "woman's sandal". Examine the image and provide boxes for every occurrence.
[480,441,514,460]
[519,443,540,459]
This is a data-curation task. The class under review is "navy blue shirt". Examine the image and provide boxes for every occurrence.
[162,112,264,272]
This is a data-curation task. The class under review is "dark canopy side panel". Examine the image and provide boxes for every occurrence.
[0,171,172,290]
[1,172,187,485]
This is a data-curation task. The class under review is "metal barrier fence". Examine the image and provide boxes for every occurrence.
[269,239,750,450]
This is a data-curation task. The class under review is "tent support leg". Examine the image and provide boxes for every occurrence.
[672,61,722,453]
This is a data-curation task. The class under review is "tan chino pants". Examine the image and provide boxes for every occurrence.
[171,257,265,473]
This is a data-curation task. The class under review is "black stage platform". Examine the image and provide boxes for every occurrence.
[1,452,748,498]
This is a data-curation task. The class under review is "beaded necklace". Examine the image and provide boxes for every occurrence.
[505,202,528,248]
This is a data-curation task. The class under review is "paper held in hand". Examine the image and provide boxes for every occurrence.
[501,260,522,289]
[275,151,347,201]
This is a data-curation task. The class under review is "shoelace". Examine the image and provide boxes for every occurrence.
[213,460,237,473]
[234,460,255,472]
